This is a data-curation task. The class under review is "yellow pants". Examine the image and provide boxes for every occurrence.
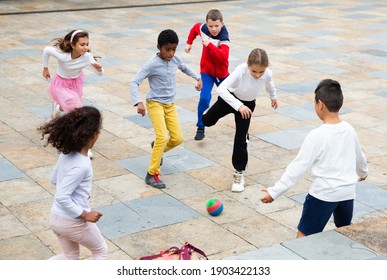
[146,100,183,175]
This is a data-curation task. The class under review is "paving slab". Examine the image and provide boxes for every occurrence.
[117,147,217,177]
[255,125,315,150]
[96,194,200,239]
[0,158,26,181]
[281,230,381,260]
[226,244,304,260]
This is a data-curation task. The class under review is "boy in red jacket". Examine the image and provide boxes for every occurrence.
[185,9,230,140]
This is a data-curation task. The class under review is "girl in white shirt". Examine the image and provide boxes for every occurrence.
[202,48,278,192]
[38,106,107,259]
[42,30,103,118]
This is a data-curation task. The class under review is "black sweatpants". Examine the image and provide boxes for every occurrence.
[202,95,256,171]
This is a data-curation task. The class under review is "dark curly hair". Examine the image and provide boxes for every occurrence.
[157,29,179,47]
[38,106,102,154]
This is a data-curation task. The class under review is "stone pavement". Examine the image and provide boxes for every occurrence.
[0,0,386,260]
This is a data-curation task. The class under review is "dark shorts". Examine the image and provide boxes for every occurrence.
[297,194,354,236]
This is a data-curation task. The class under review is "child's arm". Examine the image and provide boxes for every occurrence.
[261,132,317,202]
[265,69,278,109]
[216,70,252,119]
[216,68,244,111]
[185,23,202,53]
[42,46,55,79]
[205,26,230,62]
[43,46,64,67]
[87,53,104,76]
[206,41,230,63]
[80,210,103,223]
[43,67,50,79]
[354,131,368,180]
[55,165,90,219]
[130,63,151,116]
[136,102,146,117]
[260,189,274,203]
[195,78,202,91]
[185,44,193,53]
[271,99,278,109]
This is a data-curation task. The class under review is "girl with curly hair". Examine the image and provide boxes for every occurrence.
[38,106,107,260]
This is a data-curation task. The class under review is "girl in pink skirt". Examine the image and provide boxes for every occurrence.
[42,29,103,118]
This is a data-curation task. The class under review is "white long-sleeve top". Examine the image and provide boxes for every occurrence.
[43,46,103,78]
[268,121,368,202]
[50,152,93,221]
[216,63,277,111]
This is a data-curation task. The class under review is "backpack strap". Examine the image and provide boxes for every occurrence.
[139,246,180,260]
[180,242,208,260]
[140,243,208,260]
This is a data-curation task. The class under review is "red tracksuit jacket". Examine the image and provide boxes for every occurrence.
[186,23,230,79]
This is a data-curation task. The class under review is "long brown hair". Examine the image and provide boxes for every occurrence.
[51,29,89,53]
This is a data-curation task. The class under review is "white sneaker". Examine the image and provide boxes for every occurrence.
[87,149,94,159]
[51,102,61,119]
[231,171,245,192]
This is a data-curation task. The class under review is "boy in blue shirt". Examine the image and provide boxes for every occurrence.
[130,29,202,189]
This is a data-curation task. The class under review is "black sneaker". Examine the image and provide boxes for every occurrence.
[151,141,163,166]
[194,128,205,141]
[145,172,166,189]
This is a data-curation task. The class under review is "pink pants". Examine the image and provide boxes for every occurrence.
[49,213,108,260]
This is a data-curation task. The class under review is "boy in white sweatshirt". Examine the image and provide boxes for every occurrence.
[261,79,368,238]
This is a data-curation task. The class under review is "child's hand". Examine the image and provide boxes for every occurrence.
[81,211,103,223]
[91,62,103,72]
[358,176,367,181]
[195,78,202,91]
[136,102,146,116]
[43,67,50,79]
[260,188,274,203]
[185,44,192,53]
[201,39,210,47]
[238,105,252,119]
[271,99,278,109]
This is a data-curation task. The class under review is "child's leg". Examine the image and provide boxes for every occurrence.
[164,103,183,152]
[232,100,256,171]
[196,73,216,129]
[297,194,336,236]
[49,236,80,260]
[202,96,233,127]
[146,101,168,175]
[78,222,108,260]
[333,199,354,228]
[49,214,81,260]
[49,213,107,260]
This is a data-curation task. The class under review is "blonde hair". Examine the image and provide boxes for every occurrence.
[247,48,269,67]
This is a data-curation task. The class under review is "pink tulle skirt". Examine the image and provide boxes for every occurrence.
[47,72,84,112]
